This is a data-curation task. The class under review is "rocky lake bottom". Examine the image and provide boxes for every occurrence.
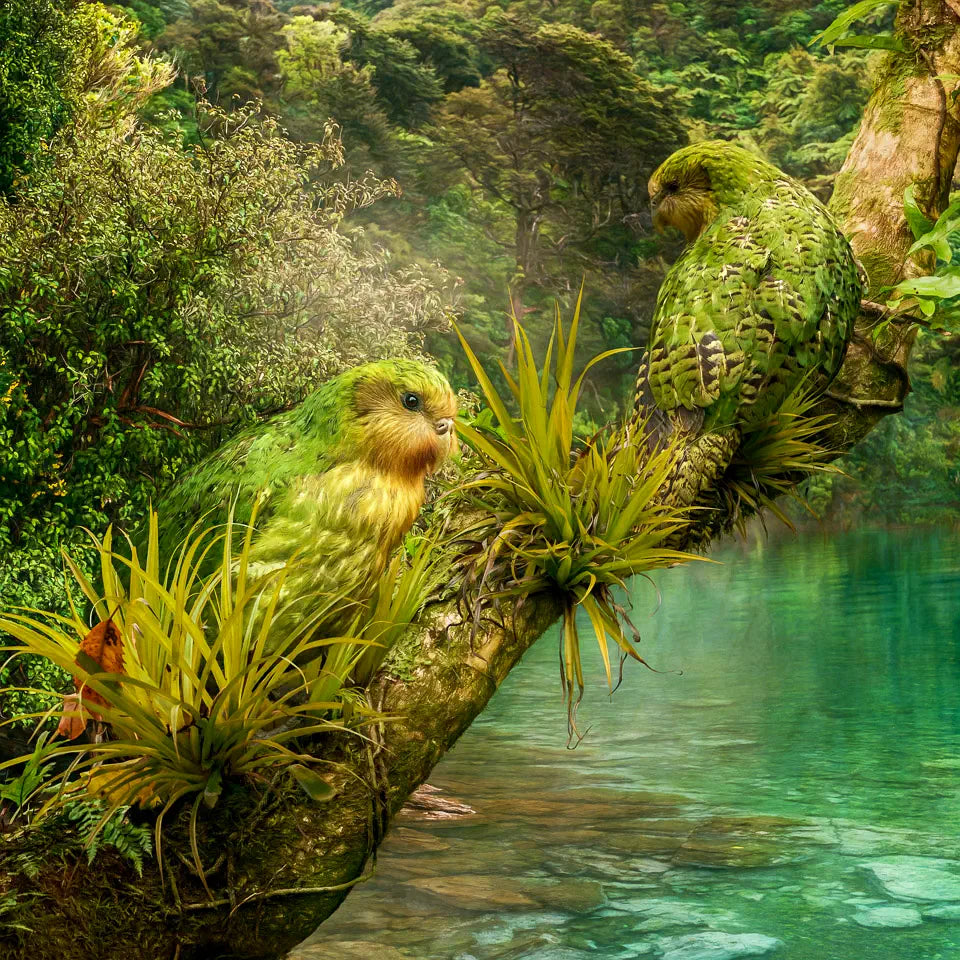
[292,528,960,960]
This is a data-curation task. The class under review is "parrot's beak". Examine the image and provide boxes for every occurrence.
[435,417,454,437]
[649,187,666,234]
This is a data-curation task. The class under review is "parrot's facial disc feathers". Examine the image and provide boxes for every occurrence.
[650,171,718,242]
[351,362,458,481]
[649,140,779,243]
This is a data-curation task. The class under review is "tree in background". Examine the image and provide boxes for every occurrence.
[432,14,685,394]
[748,47,874,187]
[0,5,451,620]
[376,3,489,93]
[155,0,286,103]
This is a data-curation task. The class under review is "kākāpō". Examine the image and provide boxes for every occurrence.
[633,140,863,506]
[155,359,458,645]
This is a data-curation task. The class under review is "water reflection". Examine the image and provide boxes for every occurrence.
[294,528,960,960]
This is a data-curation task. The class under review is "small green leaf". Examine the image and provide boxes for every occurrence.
[906,199,960,262]
[290,764,337,803]
[811,0,897,47]
[891,273,960,300]
[904,184,935,241]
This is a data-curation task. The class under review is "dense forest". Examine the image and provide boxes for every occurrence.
[0,0,955,717]
[2,0,956,617]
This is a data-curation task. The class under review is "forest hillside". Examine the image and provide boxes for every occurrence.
[129,0,960,525]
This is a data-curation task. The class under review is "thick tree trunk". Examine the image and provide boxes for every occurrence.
[820,0,960,448]
[2,5,959,959]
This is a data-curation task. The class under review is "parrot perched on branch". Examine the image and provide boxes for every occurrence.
[156,359,458,639]
[633,140,863,506]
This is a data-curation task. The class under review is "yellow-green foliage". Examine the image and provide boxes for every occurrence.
[725,384,840,532]
[455,295,701,741]
[0,505,443,881]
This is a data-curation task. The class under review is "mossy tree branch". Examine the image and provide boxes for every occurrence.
[2,3,959,958]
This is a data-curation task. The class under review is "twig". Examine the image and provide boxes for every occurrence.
[825,389,905,410]
[176,873,371,914]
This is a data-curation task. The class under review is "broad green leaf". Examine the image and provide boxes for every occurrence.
[831,33,905,51]
[906,199,960,262]
[891,274,960,299]
[811,0,897,48]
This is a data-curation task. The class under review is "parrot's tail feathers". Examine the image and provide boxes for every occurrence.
[662,428,741,511]
[672,404,704,435]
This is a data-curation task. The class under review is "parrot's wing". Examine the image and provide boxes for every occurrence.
[642,189,859,430]
[155,413,338,557]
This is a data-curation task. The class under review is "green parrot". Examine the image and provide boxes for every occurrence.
[633,140,863,504]
[155,359,458,642]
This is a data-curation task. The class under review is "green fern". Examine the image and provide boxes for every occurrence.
[65,802,153,877]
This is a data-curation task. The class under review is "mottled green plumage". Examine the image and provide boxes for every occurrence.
[156,359,458,641]
[634,141,862,504]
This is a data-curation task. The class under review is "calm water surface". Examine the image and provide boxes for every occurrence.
[296,528,960,960]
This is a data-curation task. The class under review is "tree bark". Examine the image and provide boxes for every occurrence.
[2,4,959,959]
[819,0,960,449]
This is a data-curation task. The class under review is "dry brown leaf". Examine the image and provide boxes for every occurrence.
[54,619,126,738]
[55,693,87,741]
[75,618,124,715]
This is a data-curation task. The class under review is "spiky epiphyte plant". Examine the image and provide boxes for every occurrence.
[721,385,840,535]
[0,505,442,883]
[455,295,701,742]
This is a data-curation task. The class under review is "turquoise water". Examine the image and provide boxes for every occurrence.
[296,529,960,960]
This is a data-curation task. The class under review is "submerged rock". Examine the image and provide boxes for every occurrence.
[388,827,452,853]
[835,823,960,859]
[860,857,960,902]
[852,905,923,928]
[404,874,539,909]
[656,932,783,960]
[512,950,594,960]
[671,815,808,869]
[402,874,604,914]
[923,904,960,920]
[627,899,711,931]
[298,941,413,960]
[612,945,655,958]
[523,878,607,913]
[401,784,476,820]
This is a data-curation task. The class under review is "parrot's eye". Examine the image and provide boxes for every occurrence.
[667,180,680,193]
[401,392,422,411]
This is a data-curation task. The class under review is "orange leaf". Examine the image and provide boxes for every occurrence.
[74,618,125,720]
